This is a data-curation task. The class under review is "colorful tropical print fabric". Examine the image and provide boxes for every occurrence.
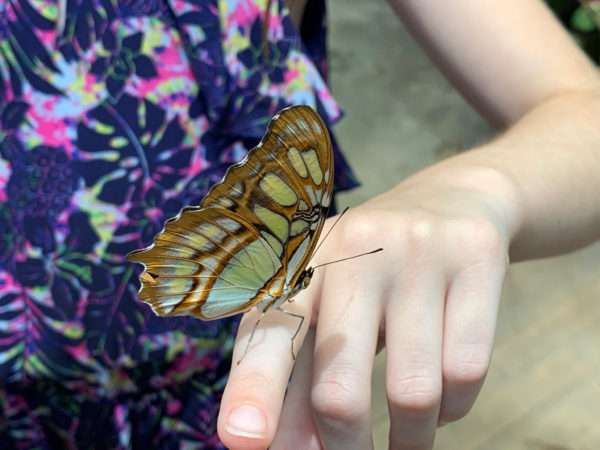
[0,0,358,447]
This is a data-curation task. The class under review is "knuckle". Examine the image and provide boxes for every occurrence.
[386,372,441,416]
[311,373,370,424]
[335,212,382,252]
[400,213,437,253]
[444,356,489,385]
[439,403,473,423]
[231,369,278,394]
[452,218,506,262]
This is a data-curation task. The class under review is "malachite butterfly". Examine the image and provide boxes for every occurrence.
[126,105,334,360]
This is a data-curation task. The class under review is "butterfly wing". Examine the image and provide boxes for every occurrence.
[127,207,285,319]
[127,105,334,319]
[202,106,334,288]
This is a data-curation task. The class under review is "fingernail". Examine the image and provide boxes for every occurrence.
[225,405,267,439]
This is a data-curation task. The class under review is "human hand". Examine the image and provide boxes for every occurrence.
[217,163,516,450]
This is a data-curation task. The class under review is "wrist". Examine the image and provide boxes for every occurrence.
[400,151,523,251]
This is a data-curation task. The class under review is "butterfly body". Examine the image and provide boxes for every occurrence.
[127,106,333,324]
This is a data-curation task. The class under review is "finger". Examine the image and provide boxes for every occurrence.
[310,255,383,450]
[385,269,445,450]
[272,329,322,450]
[439,245,507,424]
[217,289,313,450]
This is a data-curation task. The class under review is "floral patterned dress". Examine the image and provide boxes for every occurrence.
[0,0,357,448]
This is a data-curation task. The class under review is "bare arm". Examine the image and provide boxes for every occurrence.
[388,0,600,125]
[219,3,600,449]
[389,0,600,259]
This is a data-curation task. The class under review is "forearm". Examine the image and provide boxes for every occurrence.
[482,89,600,260]
[388,0,600,128]
[400,90,600,262]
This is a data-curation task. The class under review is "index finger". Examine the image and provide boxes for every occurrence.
[217,287,314,450]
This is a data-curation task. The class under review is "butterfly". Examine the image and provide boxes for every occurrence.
[126,105,335,361]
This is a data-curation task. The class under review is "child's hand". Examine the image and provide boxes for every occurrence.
[217,164,514,450]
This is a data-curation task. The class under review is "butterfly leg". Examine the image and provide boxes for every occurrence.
[277,308,305,361]
[237,312,265,365]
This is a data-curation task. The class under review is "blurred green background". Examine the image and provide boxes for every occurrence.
[548,0,600,62]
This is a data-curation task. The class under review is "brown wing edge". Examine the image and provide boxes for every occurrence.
[126,205,280,320]
[200,105,333,208]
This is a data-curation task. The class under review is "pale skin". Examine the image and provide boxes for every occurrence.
[217,0,600,449]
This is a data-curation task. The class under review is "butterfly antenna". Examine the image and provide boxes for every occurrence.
[312,247,383,270]
[307,206,350,266]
